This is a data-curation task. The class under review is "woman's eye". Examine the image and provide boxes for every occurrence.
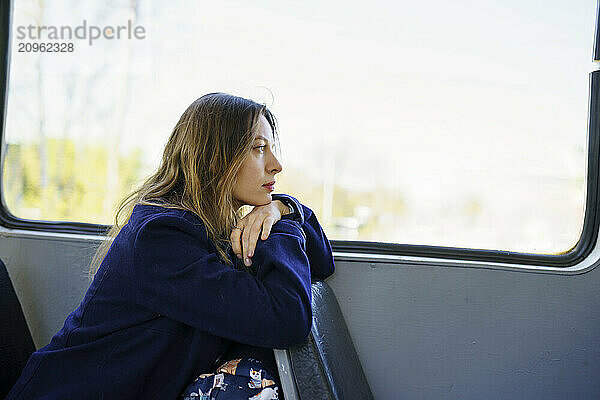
[255,145,266,152]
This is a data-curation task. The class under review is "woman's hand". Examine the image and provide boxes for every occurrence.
[231,200,289,267]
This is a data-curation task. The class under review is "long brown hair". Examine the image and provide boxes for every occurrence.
[89,93,279,278]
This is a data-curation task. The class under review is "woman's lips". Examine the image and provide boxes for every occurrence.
[263,184,275,191]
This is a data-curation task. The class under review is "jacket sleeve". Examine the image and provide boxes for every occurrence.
[271,193,335,281]
[131,215,312,349]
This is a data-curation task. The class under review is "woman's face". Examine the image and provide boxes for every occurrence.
[232,114,283,208]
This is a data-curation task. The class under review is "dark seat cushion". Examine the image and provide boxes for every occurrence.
[288,281,374,400]
[0,259,36,399]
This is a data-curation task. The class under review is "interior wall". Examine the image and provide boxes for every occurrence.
[3,229,600,400]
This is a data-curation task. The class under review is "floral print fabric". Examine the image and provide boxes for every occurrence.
[181,358,280,400]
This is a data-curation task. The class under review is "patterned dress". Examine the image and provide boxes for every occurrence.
[181,358,280,400]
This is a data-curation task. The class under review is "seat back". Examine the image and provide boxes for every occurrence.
[275,281,374,400]
[0,259,36,399]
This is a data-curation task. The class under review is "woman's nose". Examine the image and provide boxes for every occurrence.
[268,152,283,174]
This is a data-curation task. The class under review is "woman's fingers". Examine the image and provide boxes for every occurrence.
[231,201,283,267]
[241,225,251,265]
[246,217,276,261]
[233,218,275,267]
[241,217,265,266]
[230,226,243,260]
[261,218,273,241]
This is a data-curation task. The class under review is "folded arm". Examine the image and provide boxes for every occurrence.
[132,215,312,349]
[271,193,335,281]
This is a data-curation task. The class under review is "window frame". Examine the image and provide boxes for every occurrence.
[1,0,599,266]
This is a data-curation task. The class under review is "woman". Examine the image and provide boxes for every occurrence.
[7,93,335,399]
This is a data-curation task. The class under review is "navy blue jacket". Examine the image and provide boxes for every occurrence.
[7,194,335,399]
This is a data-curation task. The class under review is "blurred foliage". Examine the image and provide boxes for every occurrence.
[2,138,408,242]
[1,136,583,253]
[3,138,143,224]
[277,165,407,241]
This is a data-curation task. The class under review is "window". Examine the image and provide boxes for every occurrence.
[3,0,595,255]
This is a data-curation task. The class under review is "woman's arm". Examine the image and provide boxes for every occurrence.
[132,215,311,349]
[271,193,335,281]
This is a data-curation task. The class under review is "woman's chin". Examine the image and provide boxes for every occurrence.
[250,195,272,207]
[235,195,271,208]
